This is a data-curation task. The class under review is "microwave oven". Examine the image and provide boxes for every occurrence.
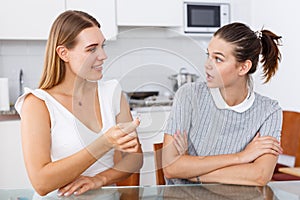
[184,1,230,33]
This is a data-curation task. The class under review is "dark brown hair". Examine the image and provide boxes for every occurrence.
[39,10,101,89]
[214,22,282,83]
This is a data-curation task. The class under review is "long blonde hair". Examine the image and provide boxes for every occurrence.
[39,10,100,89]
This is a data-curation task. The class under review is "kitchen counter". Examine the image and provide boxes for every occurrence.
[0,114,20,121]
[0,106,20,121]
[1,181,300,199]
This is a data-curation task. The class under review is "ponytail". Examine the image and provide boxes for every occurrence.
[260,30,282,83]
[214,22,282,83]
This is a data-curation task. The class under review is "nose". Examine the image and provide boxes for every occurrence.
[205,57,214,70]
[97,47,107,61]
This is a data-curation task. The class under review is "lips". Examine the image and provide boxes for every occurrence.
[206,72,214,81]
[92,66,103,71]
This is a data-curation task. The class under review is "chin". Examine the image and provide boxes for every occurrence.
[206,81,221,89]
[86,75,103,82]
[206,81,215,88]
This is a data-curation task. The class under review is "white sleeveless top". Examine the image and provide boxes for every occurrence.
[15,79,122,177]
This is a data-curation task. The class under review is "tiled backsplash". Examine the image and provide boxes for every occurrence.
[0,40,46,104]
[0,28,209,104]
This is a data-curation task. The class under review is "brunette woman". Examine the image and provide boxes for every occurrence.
[163,22,283,186]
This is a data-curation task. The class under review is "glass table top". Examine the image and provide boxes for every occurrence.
[1,181,300,200]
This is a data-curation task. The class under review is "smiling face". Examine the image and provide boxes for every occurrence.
[205,36,244,89]
[64,26,107,82]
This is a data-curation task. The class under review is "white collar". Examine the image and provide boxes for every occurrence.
[209,87,255,113]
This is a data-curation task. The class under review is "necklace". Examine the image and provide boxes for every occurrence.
[74,95,83,107]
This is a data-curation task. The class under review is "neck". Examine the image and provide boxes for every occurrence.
[73,78,97,96]
[55,75,97,97]
[219,81,248,106]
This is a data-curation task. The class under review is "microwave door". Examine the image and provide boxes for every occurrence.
[185,4,221,33]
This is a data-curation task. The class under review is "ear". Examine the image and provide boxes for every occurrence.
[56,45,69,62]
[238,60,252,76]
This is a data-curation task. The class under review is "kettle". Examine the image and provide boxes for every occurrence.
[168,68,199,92]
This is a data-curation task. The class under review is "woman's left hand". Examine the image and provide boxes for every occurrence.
[57,175,106,196]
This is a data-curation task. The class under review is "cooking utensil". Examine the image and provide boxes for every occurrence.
[168,68,199,92]
[126,91,159,100]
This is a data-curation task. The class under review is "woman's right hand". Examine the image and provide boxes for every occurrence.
[173,130,188,155]
[237,132,283,163]
[104,118,140,153]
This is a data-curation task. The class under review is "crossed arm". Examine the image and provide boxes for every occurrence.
[162,131,282,186]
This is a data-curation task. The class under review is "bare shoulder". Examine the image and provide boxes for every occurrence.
[21,93,50,124]
[116,93,132,123]
[22,93,47,110]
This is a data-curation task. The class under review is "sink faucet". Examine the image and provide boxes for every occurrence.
[19,69,24,96]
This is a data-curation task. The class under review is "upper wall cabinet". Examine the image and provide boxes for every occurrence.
[0,0,65,40]
[0,1,117,40]
[116,0,182,27]
[66,0,117,40]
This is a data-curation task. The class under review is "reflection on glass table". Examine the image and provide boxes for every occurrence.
[1,181,300,200]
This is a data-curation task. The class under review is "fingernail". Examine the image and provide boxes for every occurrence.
[74,191,78,195]
[64,192,70,197]
[57,191,63,196]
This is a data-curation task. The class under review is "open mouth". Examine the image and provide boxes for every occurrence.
[206,72,214,80]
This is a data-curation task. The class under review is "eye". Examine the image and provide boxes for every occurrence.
[89,47,97,53]
[215,57,223,63]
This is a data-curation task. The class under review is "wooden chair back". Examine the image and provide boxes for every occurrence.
[281,111,300,166]
[116,172,140,186]
[153,143,166,185]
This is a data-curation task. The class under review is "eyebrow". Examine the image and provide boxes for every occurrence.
[85,43,97,49]
[207,49,225,58]
[214,52,225,58]
[85,39,106,49]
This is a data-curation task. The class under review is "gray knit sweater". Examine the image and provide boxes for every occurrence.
[165,81,282,184]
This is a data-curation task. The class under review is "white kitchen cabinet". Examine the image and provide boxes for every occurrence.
[65,0,118,40]
[0,0,64,40]
[0,120,32,189]
[116,0,182,27]
[0,1,117,40]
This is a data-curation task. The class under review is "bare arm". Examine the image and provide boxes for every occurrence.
[21,94,140,196]
[21,94,102,196]
[163,132,281,184]
[57,93,143,196]
[198,153,278,186]
[163,134,241,179]
[93,93,143,185]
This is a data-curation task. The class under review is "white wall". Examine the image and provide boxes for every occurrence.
[231,0,300,112]
[1,1,299,112]
[249,0,300,112]
[0,41,46,104]
[0,30,207,104]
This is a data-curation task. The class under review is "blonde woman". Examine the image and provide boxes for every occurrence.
[15,10,142,197]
